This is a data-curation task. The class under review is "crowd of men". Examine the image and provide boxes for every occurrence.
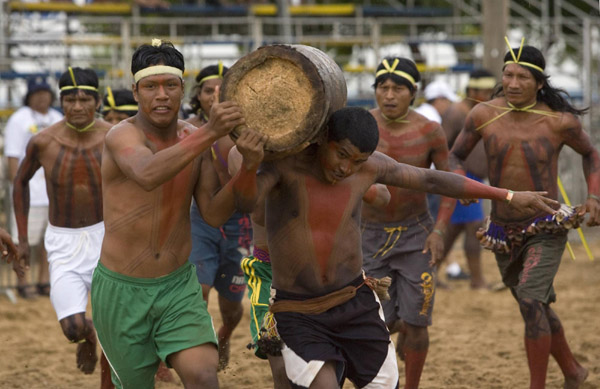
[0,36,598,389]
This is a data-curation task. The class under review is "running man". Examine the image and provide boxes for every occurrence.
[12,67,111,374]
[449,39,598,389]
[92,40,265,388]
[248,106,558,389]
[187,62,251,370]
[361,57,457,388]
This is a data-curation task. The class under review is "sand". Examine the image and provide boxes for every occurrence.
[0,238,599,389]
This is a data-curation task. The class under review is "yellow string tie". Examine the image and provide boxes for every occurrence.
[373,226,408,258]
[60,67,99,93]
[375,58,416,86]
[381,109,410,124]
[504,36,545,73]
[66,120,96,133]
[473,100,560,132]
[557,176,594,261]
[101,87,138,112]
[198,60,225,85]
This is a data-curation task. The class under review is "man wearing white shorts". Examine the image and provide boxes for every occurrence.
[12,66,112,375]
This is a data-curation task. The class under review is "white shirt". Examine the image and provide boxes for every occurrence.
[4,106,63,207]
[414,102,442,124]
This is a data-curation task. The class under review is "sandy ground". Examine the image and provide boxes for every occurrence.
[0,238,599,389]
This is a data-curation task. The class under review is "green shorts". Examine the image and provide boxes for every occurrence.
[494,232,567,304]
[241,255,272,359]
[91,262,217,389]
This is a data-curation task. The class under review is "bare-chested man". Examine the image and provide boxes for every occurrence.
[12,67,111,374]
[360,57,457,388]
[249,106,558,389]
[91,40,265,389]
[440,69,496,289]
[187,63,251,370]
[449,41,598,389]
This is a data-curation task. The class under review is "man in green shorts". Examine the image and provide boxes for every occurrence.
[92,40,266,388]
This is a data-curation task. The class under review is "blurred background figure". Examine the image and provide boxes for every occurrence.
[415,79,468,283]
[3,77,63,299]
[101,87,138,125]
[440,69,496,289]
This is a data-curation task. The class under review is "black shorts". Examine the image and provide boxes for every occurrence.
[273,276,399,389]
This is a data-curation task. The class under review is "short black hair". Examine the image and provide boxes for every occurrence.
[469,68,495,80]
[373,57,421,94]
[131,41,184,81]
[102,89,137,118]
[327,107,379,154]
[58,67,99,101]
[189,63,230,115]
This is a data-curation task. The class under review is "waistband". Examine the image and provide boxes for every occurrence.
[252,247,271,263]
[274,274,364,301]
[47,221,104,234]
[362,212,432,231]
[95,261,193,286]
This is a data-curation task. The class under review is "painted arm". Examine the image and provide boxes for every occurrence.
[12,137,42,276]
[426,123,457,265]
[448,113,482,176]
[195,129,267,227]
[562,115,600,226]
[107,101,244,192]
[373,151,559,215]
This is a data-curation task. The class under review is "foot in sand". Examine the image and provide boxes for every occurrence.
[564,366,589,389]
[76,337,98,374]
[218,335,230,371]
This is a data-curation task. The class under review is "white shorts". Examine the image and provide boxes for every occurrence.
[10,206,49,246]
[45,222,105,321]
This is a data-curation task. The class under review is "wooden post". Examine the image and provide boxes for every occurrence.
[482,0,509,79]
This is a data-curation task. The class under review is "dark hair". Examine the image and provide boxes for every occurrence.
[469,68,495,80]
[373,57,421,95]
[131,41,185,81]
[189,63,229,115]
[327,107,379,154]
[24,77,55,106]
[495,45,587,116]
[58,67,99,101]
[102,89,137,118]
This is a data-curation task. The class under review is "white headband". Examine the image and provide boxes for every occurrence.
[133,65,183,83]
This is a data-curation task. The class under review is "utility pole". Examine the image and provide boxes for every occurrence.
[482,0,509,79]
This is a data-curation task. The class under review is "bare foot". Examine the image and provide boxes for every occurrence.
[564,366,589,389]
[155,361,175,383]
[218,336,230,371]
[76,337,98,374]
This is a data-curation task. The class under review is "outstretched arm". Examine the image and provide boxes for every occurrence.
[562,115,600,226]
[106,99,244,192]
[373,152,559,215]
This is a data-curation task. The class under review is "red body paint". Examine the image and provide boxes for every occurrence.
[305,175,352,279]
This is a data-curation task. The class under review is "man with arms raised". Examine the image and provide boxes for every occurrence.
[450,39,597,388]
[92,40,265,388]
[251,106,558,389]
[13,67,111,374]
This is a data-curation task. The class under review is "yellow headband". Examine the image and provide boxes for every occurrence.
[467,77,496,90]
[504,37,545,73]
[375,58,416,86]
[133,65,183,83]
[198,61,224,86]
[60,66,99,92]
[102,86,138,112]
